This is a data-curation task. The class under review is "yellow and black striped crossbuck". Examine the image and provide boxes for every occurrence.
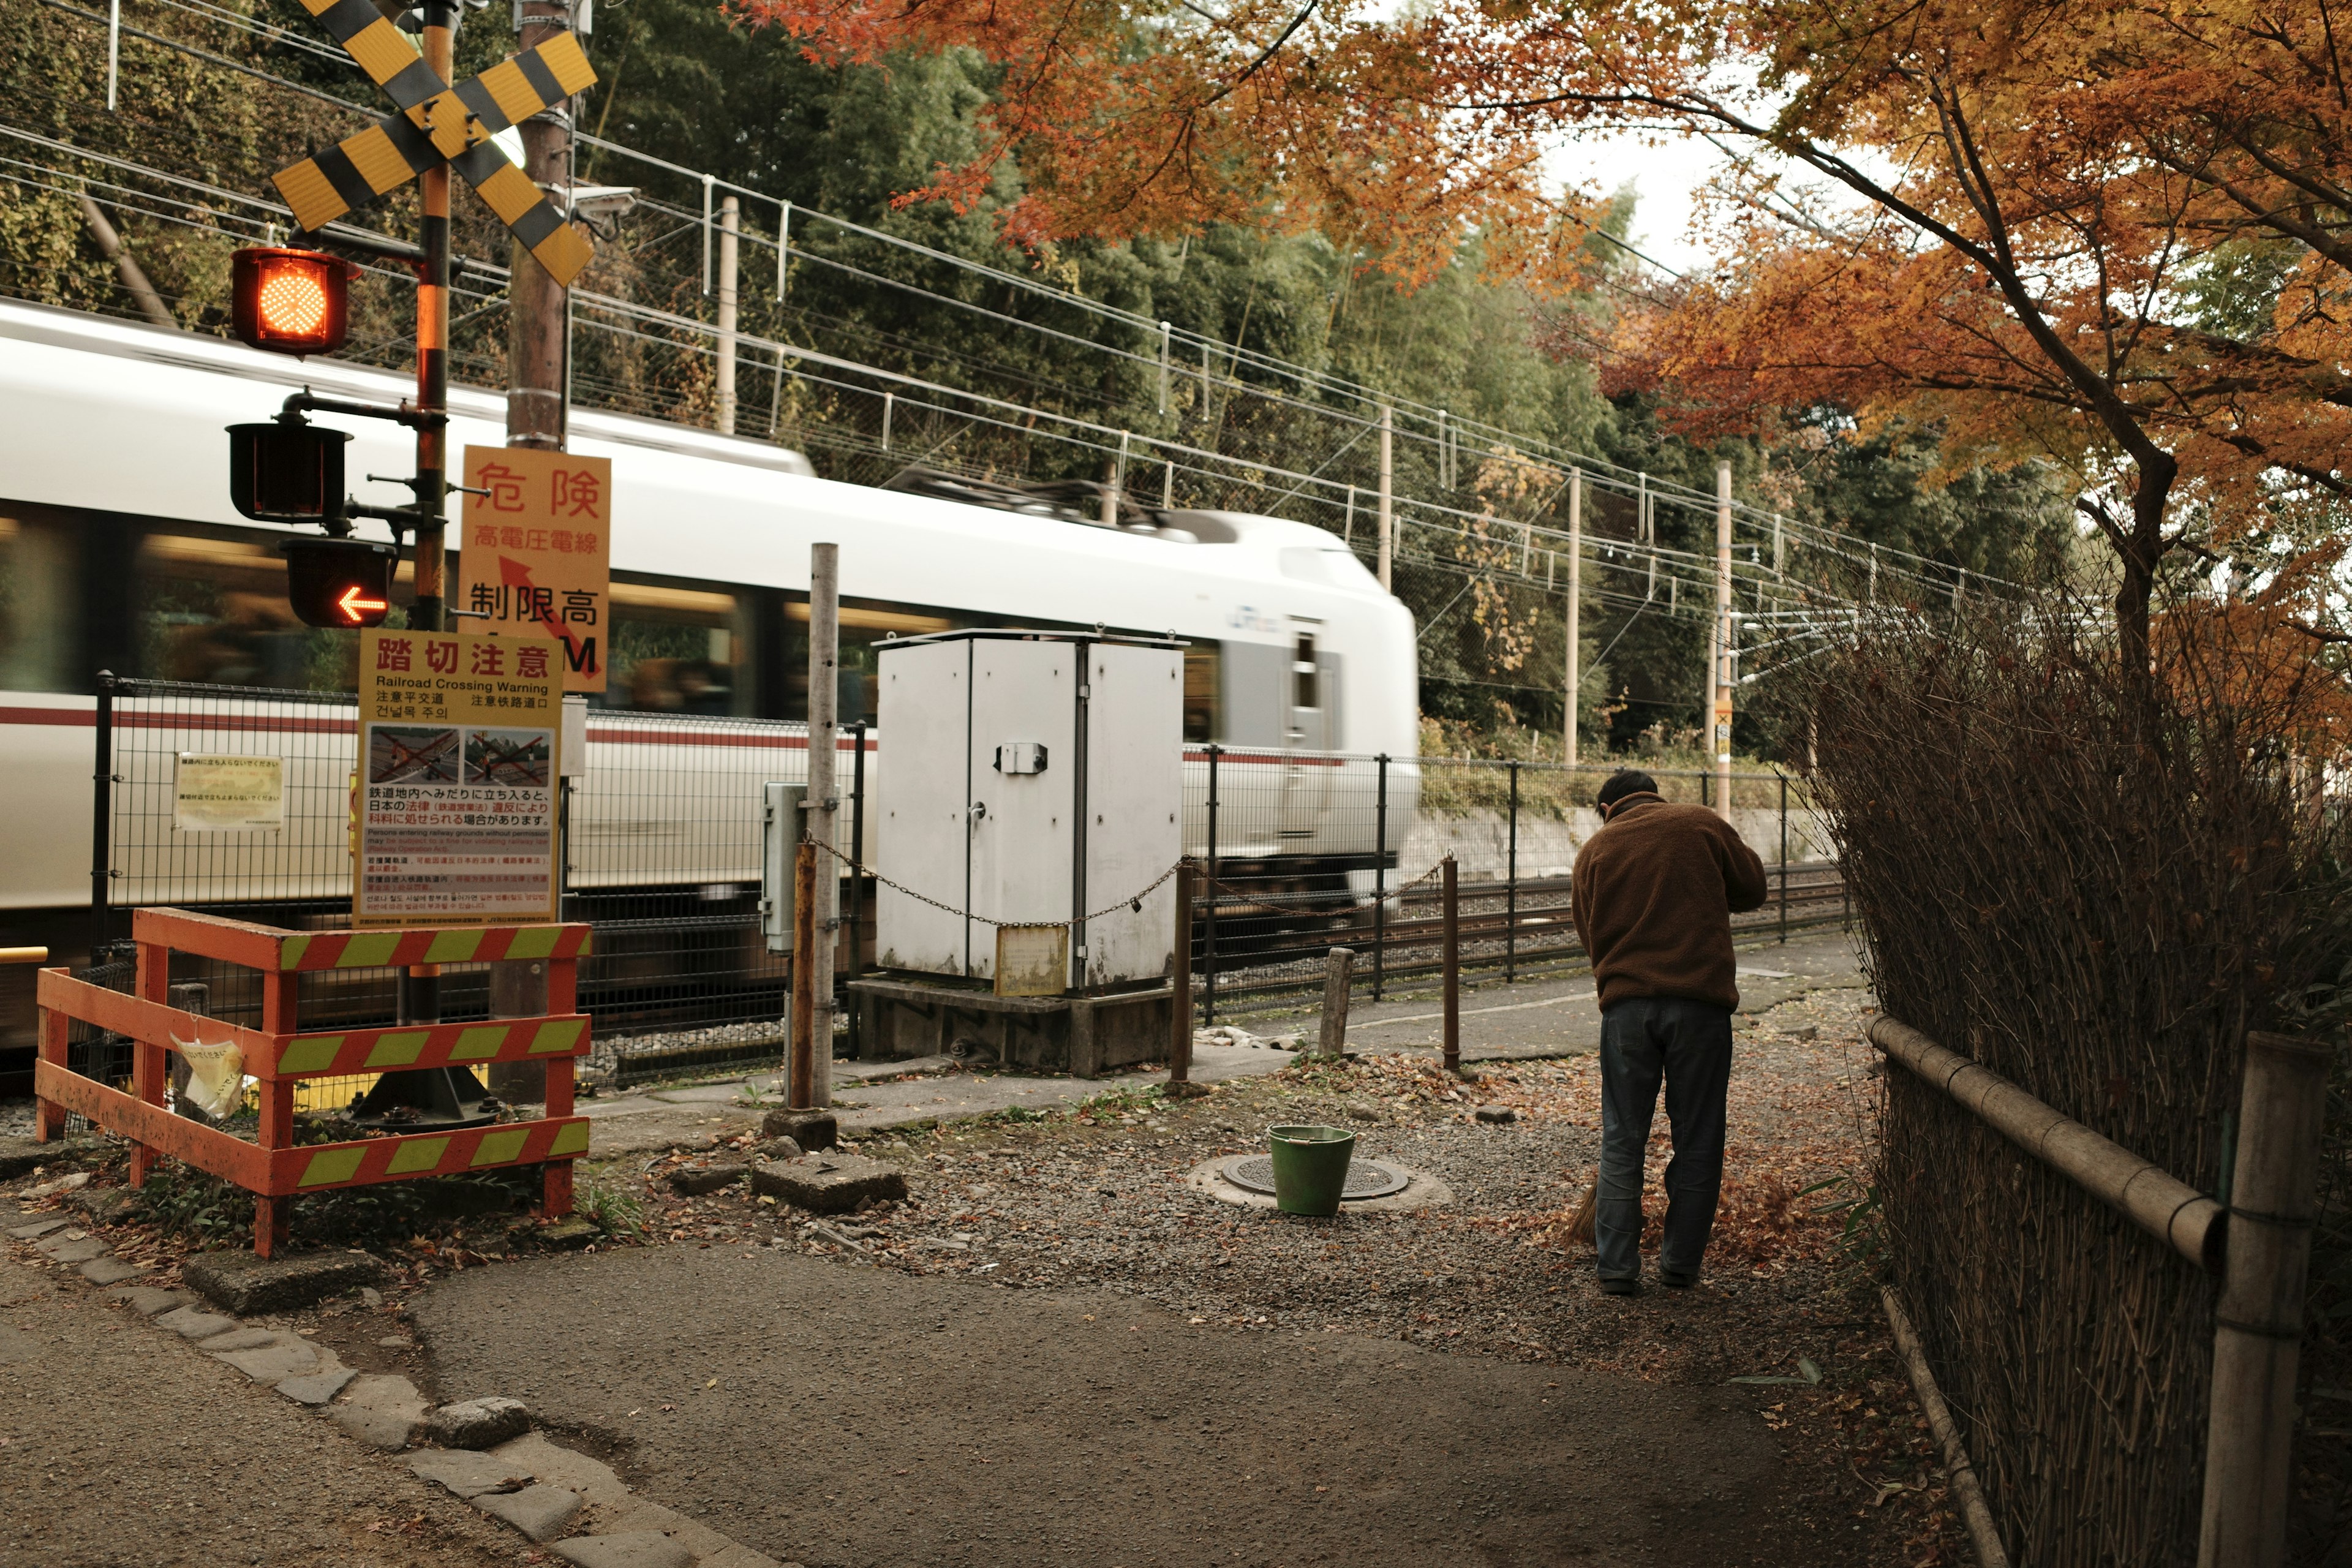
[270,0,598,285]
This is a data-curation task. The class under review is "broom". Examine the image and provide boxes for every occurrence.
[1561,1171,1599,1248]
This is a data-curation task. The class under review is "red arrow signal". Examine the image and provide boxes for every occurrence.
[337,584,389,624]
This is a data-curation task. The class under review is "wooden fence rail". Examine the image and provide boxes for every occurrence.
[1867,1016,2329,1568]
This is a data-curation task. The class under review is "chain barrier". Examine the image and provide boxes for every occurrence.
[808,840,1183,930]
[807,840,1448,929]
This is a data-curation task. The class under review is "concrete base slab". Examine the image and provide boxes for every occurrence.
[1183,1153,1454,1213]
[750,1153,905,1214]
[185,1249,385,1315]
[80,1256,150,1285]
[110,1286,191,1316]
[551,1531,695,1568]
[472,1483,584,1542]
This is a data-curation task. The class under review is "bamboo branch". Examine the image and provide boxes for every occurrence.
[1883,1286,2011,1568]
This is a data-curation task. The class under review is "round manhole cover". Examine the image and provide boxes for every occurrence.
[1226,1155,1410,1201]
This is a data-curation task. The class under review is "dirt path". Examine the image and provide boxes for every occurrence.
[417,1245,1787,1568]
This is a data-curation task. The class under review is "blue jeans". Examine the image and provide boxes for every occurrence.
[1596,997,1733,1282]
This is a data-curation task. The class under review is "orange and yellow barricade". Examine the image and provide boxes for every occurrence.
[34,907,592,1256]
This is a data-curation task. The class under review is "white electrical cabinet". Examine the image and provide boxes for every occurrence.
[873,631,1183,991]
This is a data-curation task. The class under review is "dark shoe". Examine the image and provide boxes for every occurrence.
[1599,1276,1640,1297]
[1658,1268,1698,1289]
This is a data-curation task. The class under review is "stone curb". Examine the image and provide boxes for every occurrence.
[1,1199,806,1568]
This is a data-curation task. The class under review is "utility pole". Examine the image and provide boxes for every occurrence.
[1566,466,1581,766]
[805,543,840,1107]
[414,0,455,634]
[506,0,573,452]
[1376,405,1393,591]
[715,194,739,435]
[1716,464,1736,793]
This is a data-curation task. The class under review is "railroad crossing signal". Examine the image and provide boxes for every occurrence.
[231,247,355,356]
[270,0,599,285]
[282,537,399,628]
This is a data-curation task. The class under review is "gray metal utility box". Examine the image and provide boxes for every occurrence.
[850,630,1183,1074]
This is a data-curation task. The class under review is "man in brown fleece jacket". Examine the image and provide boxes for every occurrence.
[1569,768,1768,1295]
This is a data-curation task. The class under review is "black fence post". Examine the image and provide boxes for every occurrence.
[1505,760,1519,983]
[1778,772,1790,944]
[1700,766,1710,810]
[1372,752,1389,1003]
[847,720,867,1059]
[1203,743,1220,1026]
[89,671,115,958]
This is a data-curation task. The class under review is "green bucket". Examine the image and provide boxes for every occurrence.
[1268,1124,1357,1217]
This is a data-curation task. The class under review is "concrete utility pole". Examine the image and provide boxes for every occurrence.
[715,194,739,435]
[507,0,573,451]
[1376,405,1393,591]
[1714,460,1734,816]
[1566,466,1581,766]
[805,543,840,1107]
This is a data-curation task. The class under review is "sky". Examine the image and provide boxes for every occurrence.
[1548,127,1741,277]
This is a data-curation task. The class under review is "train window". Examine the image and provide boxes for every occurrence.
[0,514,78,692]
[135,532,360,690]
[1183,641,1219,742]
[600,579,753,715]
[1292,631,1319,710]
[782,598,954,723]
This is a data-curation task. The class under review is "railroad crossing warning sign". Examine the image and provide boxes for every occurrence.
[270,0,599,285]
[458,445,611,694]
[356,627,564,927]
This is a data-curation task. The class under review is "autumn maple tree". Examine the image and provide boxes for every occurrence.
[729,0,2352,663]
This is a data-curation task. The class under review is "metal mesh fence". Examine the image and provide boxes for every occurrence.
[1187,750,1843,1019]
[81,679,1841,1082]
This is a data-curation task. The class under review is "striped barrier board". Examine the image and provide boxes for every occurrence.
[34,1061,587,1195]
[36,908,594,1256]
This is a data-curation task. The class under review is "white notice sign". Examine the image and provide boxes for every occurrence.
[173,754,284,832]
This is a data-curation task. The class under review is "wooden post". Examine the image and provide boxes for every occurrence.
[788,839,818,1109]
[1168,859,1195,1085]
[254,967,297,1257]
[1441,855,1460,1075]
[1317,946,1355,1057]
[2198,1030,2331,1568]
[1376,405,1393,591]
[715,194,740,434]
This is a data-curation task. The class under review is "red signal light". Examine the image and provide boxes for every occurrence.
[231,247,353,357]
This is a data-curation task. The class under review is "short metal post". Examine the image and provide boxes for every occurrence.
[1318,946,1355,1057]
[1203,745,1220,1026]
[1778,774,1789,944]
[789,838,817,1107]
[1372,752,1389,1002]
[846,720,867,1060]
[1505,761,1519,982]
[2197,1031,2331,1568]
[1441,854,1460,1075]
[1169,859,1195,1083]
[89,670,114,957]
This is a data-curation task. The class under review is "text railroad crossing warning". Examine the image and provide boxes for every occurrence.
[270,0,598,285]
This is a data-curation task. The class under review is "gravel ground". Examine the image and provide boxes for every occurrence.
[0,1229,534,1568]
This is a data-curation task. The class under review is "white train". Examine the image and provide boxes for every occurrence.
[0,298,1420,1030]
